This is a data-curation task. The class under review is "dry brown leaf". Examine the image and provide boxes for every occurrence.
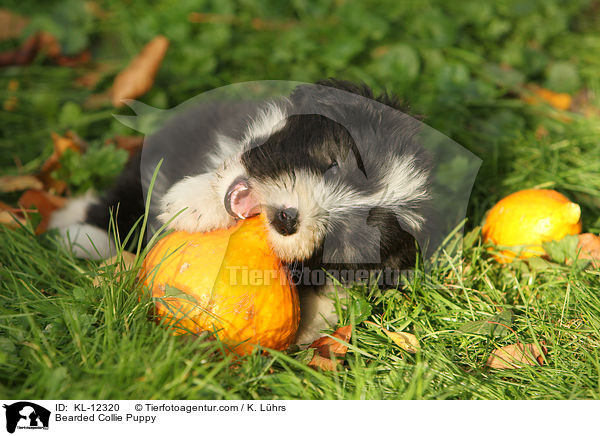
[38,131,84,194]
[0,174,43,193]
[0,31,62,67]
[0,9,29,41]
[486,342,547,369]
[383,328,421,353]
[309,325,352,358]
[308,353,338,371]
[18,189,67,234]
[54,50,91,67]
[0,29,89,68]
[577,233,600,268]
[0,200,28,228]
[0,210,26,228]
[92,251,137,287]
[110,36,169,107]
[523,86,572,111]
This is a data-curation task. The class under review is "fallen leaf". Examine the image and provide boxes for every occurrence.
[0,33,39,66]
[0,31,62,67]
[0,200,29,229]
[486,342,547,369]
[0,30,90,67]
[309,325,352,358]
[18,190,67,234]
[577,233,600,268]
[38,131,84,194]
[0,210,27,228]
[308,354,338,371]
[459,310,515,338]
[523,86,572,111]
[92,251,137,287]
[0,9,29,41]
[0,174,43,193]
[306,325,352,371]
[110,36,169,107]
[54,50,91,67]
[383,328,421,353]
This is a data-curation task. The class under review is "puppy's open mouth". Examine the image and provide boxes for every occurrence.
[224,176,261,219]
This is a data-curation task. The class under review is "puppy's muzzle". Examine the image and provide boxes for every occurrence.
[224,176,261,219]
[269,207,298,236]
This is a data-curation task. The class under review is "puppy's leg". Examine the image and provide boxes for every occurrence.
[294,284,346,346]
[157,173,235,233]
[157,156,248,233]
[49,153,144,259]
[48,192,115,260]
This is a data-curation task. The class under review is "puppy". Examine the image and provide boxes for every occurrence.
[50,79,432,344]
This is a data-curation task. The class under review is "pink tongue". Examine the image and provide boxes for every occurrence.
[229,184,261,219]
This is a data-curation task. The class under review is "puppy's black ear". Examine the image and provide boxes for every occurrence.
[366,206,422,289]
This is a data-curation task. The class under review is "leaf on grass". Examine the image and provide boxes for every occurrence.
[0,210,26,228]
[577,233,600,268]
[38,131,84,194]
[0,32,62,67]
[18,189,67,234]
[523,85,572,111]
[349,296,372,324]
[306,325,352,371]
[309,325,352,358]
[0,9,29,41]
[542,235,579,264]
[92,251,137,287]
[0,200,28,228]
[383,328,421,353]
[486,342,547,369]
[110,36,169,107]
[0,174,43,193]
[308,354,338,371]
[459,309,514,337]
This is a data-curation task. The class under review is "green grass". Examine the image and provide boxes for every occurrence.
[2,0,600,399]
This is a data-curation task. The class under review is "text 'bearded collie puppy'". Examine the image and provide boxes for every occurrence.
[50,79,435,344]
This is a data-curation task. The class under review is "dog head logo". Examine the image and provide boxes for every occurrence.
[3,402,50,433]
[119,81,480,284]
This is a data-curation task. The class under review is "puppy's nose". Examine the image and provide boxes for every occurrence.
[272,207,298,236]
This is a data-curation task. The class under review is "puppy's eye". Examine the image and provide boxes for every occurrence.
[326,160,339,174]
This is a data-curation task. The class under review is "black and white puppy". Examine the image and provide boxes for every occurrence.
[50,79,432,344]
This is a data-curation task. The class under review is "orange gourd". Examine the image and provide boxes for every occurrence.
[140,215,300,355]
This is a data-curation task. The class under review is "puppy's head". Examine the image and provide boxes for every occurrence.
[223,81,432,271]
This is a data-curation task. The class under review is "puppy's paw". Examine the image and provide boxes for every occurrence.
[295,285,345,346]
[158,173,236,233]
